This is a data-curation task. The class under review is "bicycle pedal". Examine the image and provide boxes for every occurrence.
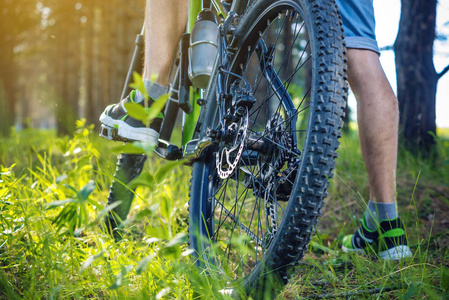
[154,139,182,160]
[99,124,134,143]
[99,124,116,140]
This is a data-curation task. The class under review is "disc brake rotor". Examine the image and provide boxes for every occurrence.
[216,109,249,179]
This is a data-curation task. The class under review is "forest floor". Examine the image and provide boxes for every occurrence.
[0,122,448,299]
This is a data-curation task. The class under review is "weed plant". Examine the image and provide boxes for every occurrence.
[0,121,448,299]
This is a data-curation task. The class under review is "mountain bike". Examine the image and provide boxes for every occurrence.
[101,0,347,296]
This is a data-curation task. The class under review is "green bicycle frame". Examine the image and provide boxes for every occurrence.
[181,0,205,146]
[181,0,248,146]
[181,0,228,145]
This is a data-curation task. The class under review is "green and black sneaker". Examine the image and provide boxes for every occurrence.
[342,215,413,260]
[99,90,162,144]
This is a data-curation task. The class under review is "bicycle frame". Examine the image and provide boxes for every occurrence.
[152,0,250,160]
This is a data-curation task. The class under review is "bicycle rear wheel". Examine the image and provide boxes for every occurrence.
[189,0,347,296]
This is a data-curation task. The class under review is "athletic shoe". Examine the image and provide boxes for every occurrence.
[342,215,413,260]
[99,90,162,144]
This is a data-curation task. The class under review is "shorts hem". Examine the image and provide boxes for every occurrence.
[345,36,380,55]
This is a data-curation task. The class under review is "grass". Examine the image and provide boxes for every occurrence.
[0,121,448,299]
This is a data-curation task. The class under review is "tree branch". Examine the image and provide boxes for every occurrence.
[379,45,394,52]
[438,64,449,80]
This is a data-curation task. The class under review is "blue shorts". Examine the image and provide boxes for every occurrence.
[335,0,380,55]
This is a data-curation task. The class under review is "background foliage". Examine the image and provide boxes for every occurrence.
[0,124,448,298]
[0,0,144,135]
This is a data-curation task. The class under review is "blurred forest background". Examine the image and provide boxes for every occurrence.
[0,0,145,135]
[0,0,448,156]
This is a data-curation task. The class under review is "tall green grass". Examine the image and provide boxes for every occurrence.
[1,122,448,299]
[280,127,449,299]
[0,121,229,299]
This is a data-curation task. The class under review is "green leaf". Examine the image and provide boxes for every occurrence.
[50,285,62,300]
[117,216,135,230]
[129,72,148,100]
[46,198,76,208]
[165,233,187,248]
[87,198,103,210]
[63,184,78,194]
[160,194,172,220]
[402,283,418,299]
[154,160,183,185]
[94,201,121,223]
[13,224,24,233]
[149,73,158,84]
[81,250,105,273]
[111,143,146,154]
[309,240,336,255]
[76,154,92,170]
[135,208,155,221]
[136,253,156,274]
[113,141,156,155]
[133,141,156,154]
[55,174,68,184]
[147,94,169,122]
[442,267,449,294]
[160,245,181,261]
[109,265,133,290]
[54,205,76,232]
[124,102,147,122]
[146,226,169,240]
[128,171,154,189]
[79,180,95,201]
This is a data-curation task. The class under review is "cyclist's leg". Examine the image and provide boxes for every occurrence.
[337,0,411,259]
[347,49,398,208]
[143,0,188,86]
[102,0,188,238]
[336,0,398,218]
[100,0,188,143]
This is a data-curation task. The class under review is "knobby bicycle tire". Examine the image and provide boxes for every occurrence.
[189,0,347,297]
[104,153,146,239]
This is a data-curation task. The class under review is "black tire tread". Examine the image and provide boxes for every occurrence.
[104,153,146,236]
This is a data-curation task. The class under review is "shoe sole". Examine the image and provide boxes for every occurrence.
[378,245,413,260]
[342,244,412,260]
[100,113,159,144]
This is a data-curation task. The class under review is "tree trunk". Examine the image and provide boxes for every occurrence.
[85,5,96,126]
[0,40,17,136]
[394,0,437,157]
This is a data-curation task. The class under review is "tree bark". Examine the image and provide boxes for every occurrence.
[0,40,17,136]
[84,3,96,126]
[394,0,438,157]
